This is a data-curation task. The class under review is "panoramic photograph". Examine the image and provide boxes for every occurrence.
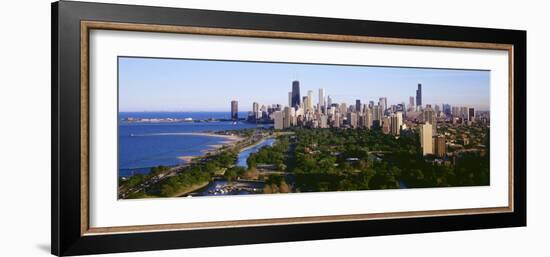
[117,57,490,199]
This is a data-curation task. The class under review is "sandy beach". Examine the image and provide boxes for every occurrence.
[156,132,242,141]
[238,137,275,152]
[177,132,243,163]
[177,156,196,163]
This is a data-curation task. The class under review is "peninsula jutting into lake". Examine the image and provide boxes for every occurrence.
[118,57,490,199]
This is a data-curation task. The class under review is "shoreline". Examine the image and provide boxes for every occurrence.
[173,181,211,197]
[154,132,243,141]
[238,137,275,153]
[176,132,244,163]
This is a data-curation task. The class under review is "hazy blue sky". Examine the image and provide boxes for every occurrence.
[118,57,490,112]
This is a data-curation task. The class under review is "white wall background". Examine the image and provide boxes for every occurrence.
[0,0,547,256]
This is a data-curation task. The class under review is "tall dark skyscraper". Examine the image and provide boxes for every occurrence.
[231,100,238,121]
[443,104,452,116]
[291,80,301,109]
[416,83,422,107]
[355,99,361,112]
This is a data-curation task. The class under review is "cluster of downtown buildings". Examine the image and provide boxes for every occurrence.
[230,81,489,157]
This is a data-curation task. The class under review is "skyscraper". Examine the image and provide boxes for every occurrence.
[288,92,292,107]
[355,99,361,112]
[424,105,436,134]
[274,111,284,130]
[283,106,292,128]
[291,80,301,109]
[307,90,314,110]
[390,112,403,136]
[373,105,382,121]
[443,104,452,116]
[416,83,422,107]
[468,107,475,122]
[420,122,433,155]
[452,106,460,117]
[319,88,325,111]
[347,112,358,128]
[460,107,469,120]
[252,102,260,120]
[366,108,373,129]
[339,102,347,115]
[369,101,375,108]
[333,113,341,128]
[424,106,435,125]
[382,117,391,134]
[379,97,387,113]
[231,100,238,121]
[409,96,415,109]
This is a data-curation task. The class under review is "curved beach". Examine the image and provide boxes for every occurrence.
[176,132,243,162]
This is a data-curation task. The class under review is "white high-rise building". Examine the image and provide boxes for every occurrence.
[319,88,325,110]
[373,105,383,121]
[252,102,260,119]
[347,112,358,128]
[333,113,341,128]
[274,111,284,130]
[391,112,403,135]
[307,90,314,110]
[366,108,373,129]
[420,123,433,155]
[288,92,292,107]
[339,103,347,115]
[379,97,387,113]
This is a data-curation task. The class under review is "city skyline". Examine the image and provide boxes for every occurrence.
[119,57,490,112]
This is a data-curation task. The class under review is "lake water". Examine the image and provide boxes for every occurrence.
[118,112,272,177]
[236,138,275,168]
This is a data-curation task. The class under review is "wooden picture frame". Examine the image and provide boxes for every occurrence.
[52,1,526,256]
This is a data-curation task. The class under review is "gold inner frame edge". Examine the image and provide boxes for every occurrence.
[80,20,514,236]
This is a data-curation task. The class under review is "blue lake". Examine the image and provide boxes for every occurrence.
[118,112,272,177]
[236,139,275,168]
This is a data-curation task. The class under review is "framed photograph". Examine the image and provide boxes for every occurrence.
[52,1,526,256]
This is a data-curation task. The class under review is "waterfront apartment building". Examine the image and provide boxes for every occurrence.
[283,106,292,128]
[434,135,447,157]
[420,122,433,155]
[231,100,238,121]
[252,102,260,119]
[390,112,403,136]
[273,111,284,129]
